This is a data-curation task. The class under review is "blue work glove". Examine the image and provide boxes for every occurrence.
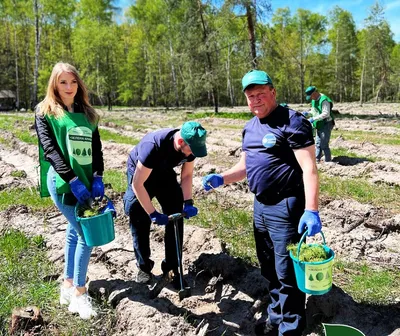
[183,199,198,219]
[101,198,117,218]
[150,211,169,226]
[91,175,105,200]
[202,174,224,191]
[308,118,315,124]
[298,210,322,236]
[302,111,311,117]
[69,178,91,205]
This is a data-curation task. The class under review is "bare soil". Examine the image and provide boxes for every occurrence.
[1,103,400,335]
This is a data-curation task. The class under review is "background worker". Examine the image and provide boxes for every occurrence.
[123,121,207,287]
[304,86,335,163]
[202,70,322,336]
[35,62,104,319]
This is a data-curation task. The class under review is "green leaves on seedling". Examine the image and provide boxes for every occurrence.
[287,243,329,262]
[77,198,107,218]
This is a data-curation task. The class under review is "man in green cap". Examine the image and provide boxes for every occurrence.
[202,70,322,336]
[123,121,207,287]
[304,86,335,163]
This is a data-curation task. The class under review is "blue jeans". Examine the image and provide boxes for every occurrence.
[254,194,306,336]
[315,120,334,162]
[47,167,92,287]
[123,171,184,274]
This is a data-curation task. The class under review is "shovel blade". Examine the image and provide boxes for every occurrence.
[178,287,191,301]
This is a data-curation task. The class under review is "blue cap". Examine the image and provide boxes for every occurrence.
[305,86,316,100]
[242,70,273,92]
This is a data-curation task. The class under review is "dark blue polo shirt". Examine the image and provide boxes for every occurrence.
[127,128,195,177]
[242,105,314,198]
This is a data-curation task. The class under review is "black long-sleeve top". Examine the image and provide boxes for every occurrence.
[35,107,104,183]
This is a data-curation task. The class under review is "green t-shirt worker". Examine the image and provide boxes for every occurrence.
[304,86,335,163]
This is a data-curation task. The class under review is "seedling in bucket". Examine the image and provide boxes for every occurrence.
[75,196,116,247]
[289,230,335,295]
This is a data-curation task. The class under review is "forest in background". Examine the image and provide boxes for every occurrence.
[1,0,399,112]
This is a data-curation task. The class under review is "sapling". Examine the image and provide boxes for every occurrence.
[287,243,329,262]
[77,198,108,218]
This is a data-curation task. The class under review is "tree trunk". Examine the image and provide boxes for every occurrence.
[32,0,41,110]
[245,3,257,69]
[226,45,235,107]
[359,53,366,105]
[14,28,20,110]
[169,39,179,107]
[197,0,218,113]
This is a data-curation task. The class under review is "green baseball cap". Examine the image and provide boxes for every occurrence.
[181,121,207,158]
[305,86,316,100]
[242,70,273,92]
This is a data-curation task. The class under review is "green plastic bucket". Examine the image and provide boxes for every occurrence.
[290,230,335,295]
[75,197,115,247]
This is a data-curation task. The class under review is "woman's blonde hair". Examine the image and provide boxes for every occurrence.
[37,62,99,124]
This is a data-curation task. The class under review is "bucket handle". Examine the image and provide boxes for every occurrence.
[296,230,326,261]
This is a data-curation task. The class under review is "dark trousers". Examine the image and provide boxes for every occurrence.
[123,171,184,274]
[253,194,306,336]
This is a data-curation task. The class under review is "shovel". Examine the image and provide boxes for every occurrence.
[170,213,191,301]
[148,213,191,300]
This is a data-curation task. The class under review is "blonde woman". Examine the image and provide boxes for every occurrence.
[35,62,104,319]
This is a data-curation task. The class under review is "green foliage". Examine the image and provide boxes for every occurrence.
[193,197,257,264]
[287,243,330,262]
[0,229,117,335]
[334,260,400,305]
[10,170,28,178]
[99,128,140,145]
[0,188,54,211]
[320,173,400,211]
[103,169,126,193]
[1,1,400,109]
[0,229,58,332]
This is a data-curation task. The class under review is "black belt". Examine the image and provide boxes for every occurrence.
[256,184,304,205]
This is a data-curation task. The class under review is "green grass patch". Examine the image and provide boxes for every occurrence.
[332,129,400,146]
[99,128,139,145]
[103,169,127,193]
[0,229,116,335]
[334,260,400,305]
[0,229,59,333]
[0,188,54,211]
[10,170,27,178]
[320,174,400,211]
[191,112,252,120]
[331,147,377,162]
[192,197,257,264]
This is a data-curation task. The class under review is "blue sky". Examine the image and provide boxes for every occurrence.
[115,0,400,42]
[273,0,400,42]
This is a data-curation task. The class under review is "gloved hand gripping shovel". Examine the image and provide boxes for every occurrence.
[148,213,191,300]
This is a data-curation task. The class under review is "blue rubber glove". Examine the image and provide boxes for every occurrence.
[150,211,169,226]
[101,198,117,218]
[69,178,91,205]
[308,118,315,124]
[302,111,310,117]
[298,210,322,236]
[202,174,224,191]
[91,175,105,200]
[183,199,198,219]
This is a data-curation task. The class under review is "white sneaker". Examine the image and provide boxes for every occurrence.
[68,293,97,319]
[60,286,74,305]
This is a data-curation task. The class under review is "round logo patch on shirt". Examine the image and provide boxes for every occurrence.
[262,133,276,148]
